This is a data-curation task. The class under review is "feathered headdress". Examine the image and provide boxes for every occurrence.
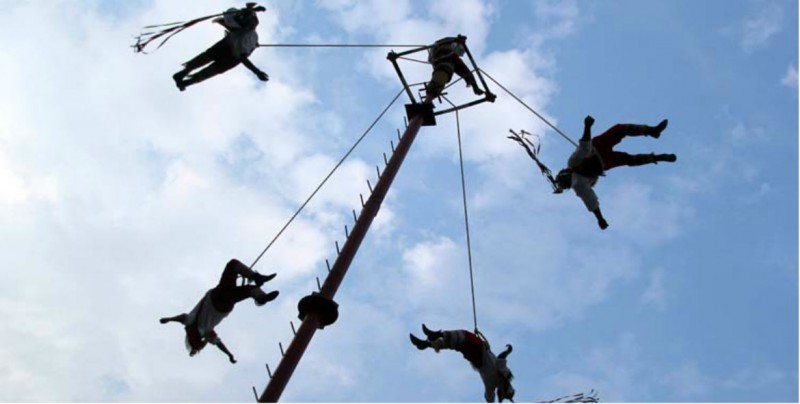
[132,3,266,54]
[538,389,599,403]
[507,129,561,193]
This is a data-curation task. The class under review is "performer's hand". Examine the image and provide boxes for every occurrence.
[584,115,595,126]
[257,71,269,82]
[229,355,237,364]
[598,218,609,230]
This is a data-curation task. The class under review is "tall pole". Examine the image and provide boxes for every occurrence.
[259,103,429,403]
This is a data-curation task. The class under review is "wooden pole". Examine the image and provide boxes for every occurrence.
[259,103,429,402]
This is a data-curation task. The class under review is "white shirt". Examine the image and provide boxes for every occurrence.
[183,290,229,344]
[219,8,259,58]
[477,350,512,402]
[227,31,258,59]
[567,140,601,212]
[428,37,466,63]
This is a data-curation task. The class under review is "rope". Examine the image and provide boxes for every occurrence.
[247,88,405,269]
[258,43,425,48]
[452,101,479,332]
[397,56,431,65]
[479,68,577,147]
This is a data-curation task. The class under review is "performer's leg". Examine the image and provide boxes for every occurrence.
[219,258,275,286]
[224,285,277,307]
[426,64,454,99]
[625,153,677,166]
[173,39,230,90]
[181,58,240,89]
[589,124,627,168]
[600,119,669,139]
[453,57,483,95]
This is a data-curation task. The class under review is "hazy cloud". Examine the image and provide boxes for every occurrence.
[782,64,798,88]
[641,269,667,310]
[741,2,783,51]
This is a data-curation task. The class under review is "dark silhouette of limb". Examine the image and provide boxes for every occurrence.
[159,313,187,324]
[180,58,240,90]
[592,208,608,230]
[211,339,237,364]
[210,259,279,312]
[609,119,668,138]
[241,57,269,81]
[453,56,483,95]
[582,115,595,141]
[409,333,433,350]
[422,324,444,340]
[626,153,677,166]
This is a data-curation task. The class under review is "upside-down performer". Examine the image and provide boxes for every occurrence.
[159,259,278,363]
[410,325,515,402]
[510,115,676,230]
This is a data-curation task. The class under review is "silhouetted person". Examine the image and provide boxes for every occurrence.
[410,325,515,402]
[159,259,278,363]
[553,115,676,230]
[172,3,268,91]
[426,36,484,99]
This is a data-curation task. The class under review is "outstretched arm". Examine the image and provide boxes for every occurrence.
[582,115,594,142]
[159,314,187,324]
[592,207,609,230]
[572,176,607,229]
[241,58,269,81]
[211,339,237,364]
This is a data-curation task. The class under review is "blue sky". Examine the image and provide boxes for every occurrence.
[0,0,796,402]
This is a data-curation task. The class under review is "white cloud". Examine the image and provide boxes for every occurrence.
[781,64,798,88]
[0,1,381,400]
[641,269,667,310]
[539,334,790,402]
[721,367,786,390]
[740,181,772,205]
[729,121,767,142]
[532,0,581,44]
[402,236,460,287]
[0,150,32,206]
[661,361,713,399]
[603,181,689,246]
[741,2,783,51]
[538,333,646,401]
[1,0,767,402]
